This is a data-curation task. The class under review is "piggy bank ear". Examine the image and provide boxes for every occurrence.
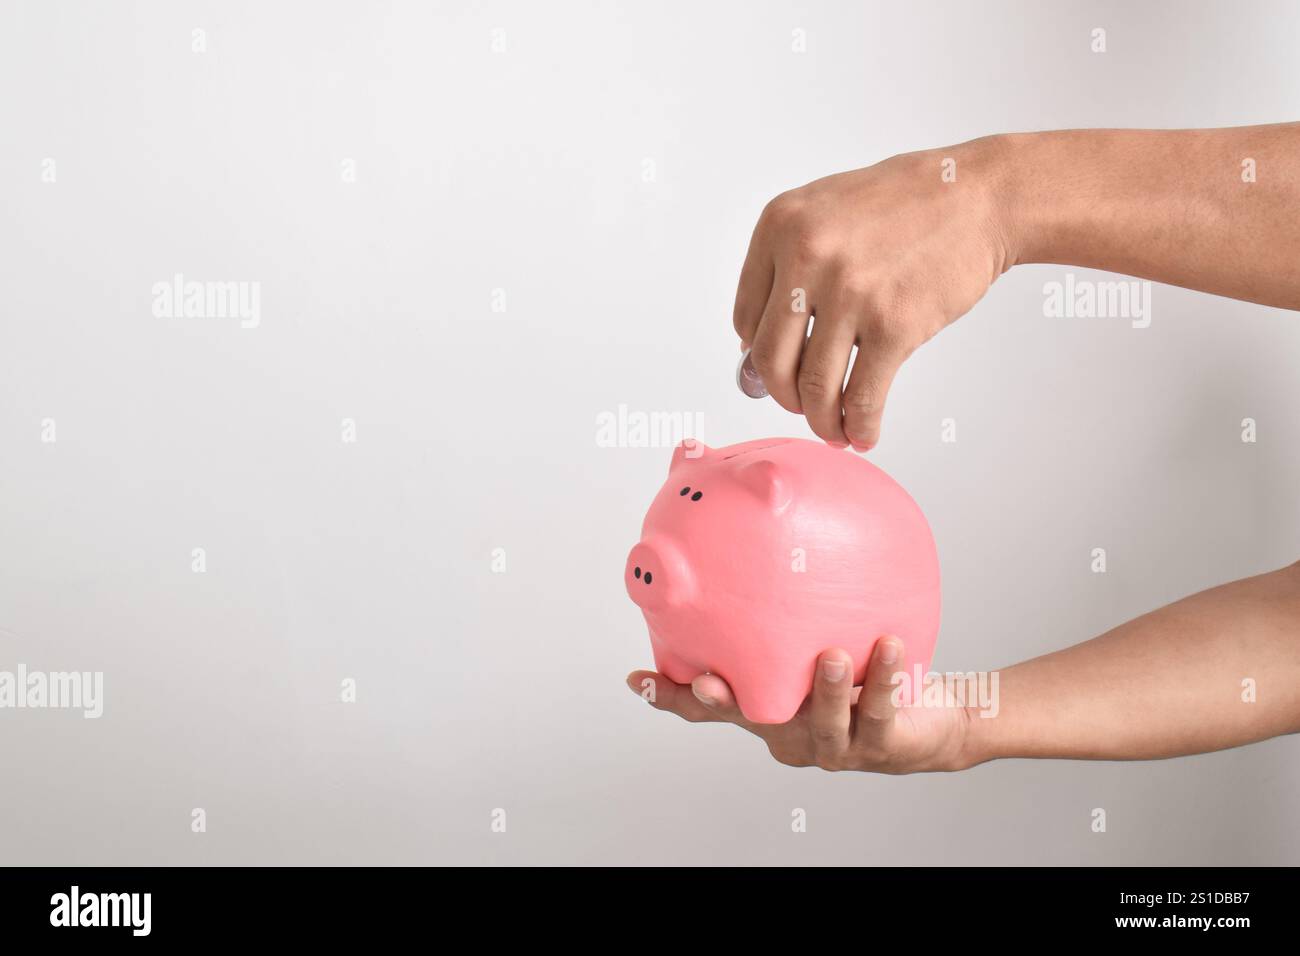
[735,459,791,511]
[669,439,709,475]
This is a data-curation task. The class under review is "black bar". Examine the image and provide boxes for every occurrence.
[0,866,1291,941]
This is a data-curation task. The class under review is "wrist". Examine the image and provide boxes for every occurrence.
[943,133,1032,276]
[946,697,1013,775]
[948,702,1000,770]
[975,130,1052,269]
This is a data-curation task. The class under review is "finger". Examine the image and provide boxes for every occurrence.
[808,649,854,765]
[689,673,773,737]
[749,271,811,413]
[797,314,855,445]
[625,670,720,723]
[853,636,903,745]
[733,227,774,349]
[842,337,906,452]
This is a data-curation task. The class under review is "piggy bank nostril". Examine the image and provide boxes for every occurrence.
[644,572,653,584]
[634,566,641,579]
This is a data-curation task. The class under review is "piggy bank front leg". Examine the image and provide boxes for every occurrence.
[649,634,700,686]
[722,660,813,726]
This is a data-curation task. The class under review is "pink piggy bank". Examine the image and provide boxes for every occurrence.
[626,437,940,724]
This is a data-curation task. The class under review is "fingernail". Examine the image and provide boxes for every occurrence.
[850,441,874,453]
[826,440,849,449]
[822,659,847,682]
[879,640,900,665]
[692,686,715,705]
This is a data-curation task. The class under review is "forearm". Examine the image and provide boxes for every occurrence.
[960,561,1300,766]
[991,123,1300,310]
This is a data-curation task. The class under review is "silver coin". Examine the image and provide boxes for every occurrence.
[735,347,768,399]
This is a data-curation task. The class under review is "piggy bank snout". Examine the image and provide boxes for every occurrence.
[625,537,693,611]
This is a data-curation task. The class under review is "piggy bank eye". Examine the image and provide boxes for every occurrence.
[679,486,690,496]
[690,491,703,501]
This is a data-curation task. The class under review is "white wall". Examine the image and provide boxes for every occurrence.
[2,0,1298,864]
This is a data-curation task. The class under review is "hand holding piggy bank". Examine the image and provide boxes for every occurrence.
[626,438,940,724]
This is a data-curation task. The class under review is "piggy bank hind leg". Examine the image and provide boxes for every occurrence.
[726,665,811,725]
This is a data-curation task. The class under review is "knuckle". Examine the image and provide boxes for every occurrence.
[768,745,811,769]
[761,191,805,231]
[843,380,883,417]
[788,229,834,268]
[858,707,892,726]
[874,668,901,689]
[862,311,910,350]
[832,277,873,308]
[760,195,840,269]
[855,273,919,323]
[797,365,837,403]
[812,725,844,743]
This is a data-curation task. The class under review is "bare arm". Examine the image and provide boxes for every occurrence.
[1004,123,1300,310]
[964,561,1300,765]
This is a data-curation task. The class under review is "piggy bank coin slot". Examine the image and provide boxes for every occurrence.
[721,440,793,460]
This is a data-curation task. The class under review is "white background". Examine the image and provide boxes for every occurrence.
[2,0,1298,864]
